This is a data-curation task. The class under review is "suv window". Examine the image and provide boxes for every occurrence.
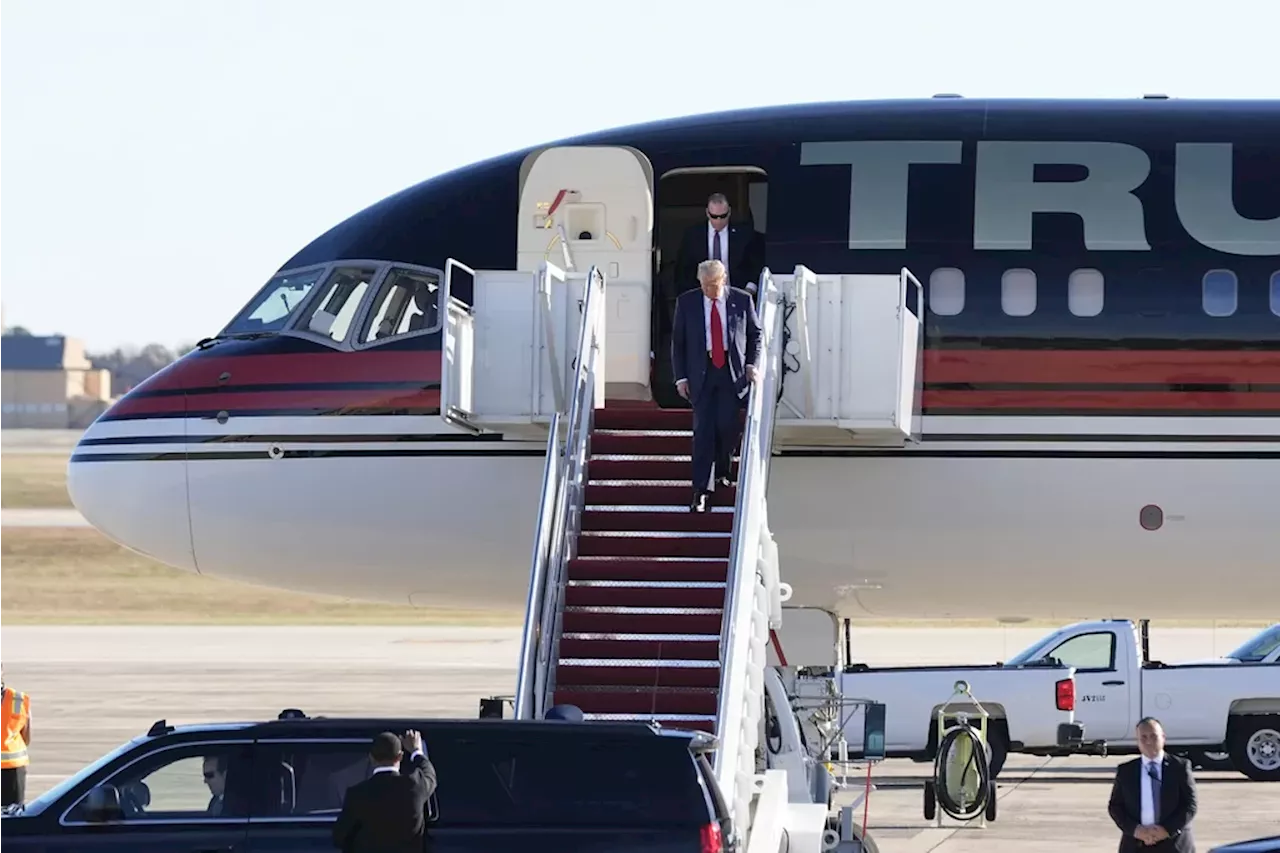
[64,742,254,823]
[433,731,710,828]
[253,740,376,817]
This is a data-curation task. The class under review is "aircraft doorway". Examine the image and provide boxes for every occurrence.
[652,167,768,408]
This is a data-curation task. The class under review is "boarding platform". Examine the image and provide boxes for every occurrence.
[438,143,924,448]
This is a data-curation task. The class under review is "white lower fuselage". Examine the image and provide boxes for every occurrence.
[67,413,1279,621]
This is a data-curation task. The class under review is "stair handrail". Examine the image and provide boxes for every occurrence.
[512,263,606,717]
[512,406,565,720]
[529,266,609,717]
[712,269,786,837]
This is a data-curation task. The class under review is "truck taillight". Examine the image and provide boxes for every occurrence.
[701,822,724,853]
[1056,678,1075,711]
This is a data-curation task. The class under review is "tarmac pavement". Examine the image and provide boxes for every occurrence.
[1,625,1274,851]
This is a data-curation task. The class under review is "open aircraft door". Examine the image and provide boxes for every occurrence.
[517,145,654,401]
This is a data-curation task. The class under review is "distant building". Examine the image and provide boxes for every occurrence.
[1,333,113,428]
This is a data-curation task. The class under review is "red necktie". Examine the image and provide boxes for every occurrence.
[710,300,726,368]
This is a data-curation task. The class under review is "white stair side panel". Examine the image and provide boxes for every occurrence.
[840,274,904,429]
[899,293,923,439]
[470,270,538,421]
[533,272,605,416]
[815,275,843,421]
[442,297,474,420]
[603,277,649,398]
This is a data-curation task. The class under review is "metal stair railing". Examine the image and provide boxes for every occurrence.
[713,269,788,842]
[513,265,608,720]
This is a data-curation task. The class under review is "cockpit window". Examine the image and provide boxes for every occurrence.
[220,268,327,336]
[296,265,378,343]
[359,268,441,344]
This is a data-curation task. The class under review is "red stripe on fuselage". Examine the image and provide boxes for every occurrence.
[922,390,1280,411]
[924,350,1280,385]
[138,351,442,392]
[105,388,441,418]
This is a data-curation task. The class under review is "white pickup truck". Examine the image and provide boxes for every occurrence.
[1002,619,1280,781]
[793,658,1082,778]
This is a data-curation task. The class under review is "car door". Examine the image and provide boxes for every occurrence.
[242,737,377,853]
[1043,630,1132,741]
[54,738,253,853]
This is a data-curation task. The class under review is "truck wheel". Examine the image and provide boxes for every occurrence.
[923,780,936,820]
[986,732,1008,779]
[1228,715,1280,782]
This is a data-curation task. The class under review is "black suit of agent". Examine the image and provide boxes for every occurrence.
[1107,718,1198,853]
[333,731,438,853]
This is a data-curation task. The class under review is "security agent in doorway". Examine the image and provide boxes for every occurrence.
[333,730,438,853]
[1107,717,1198,851]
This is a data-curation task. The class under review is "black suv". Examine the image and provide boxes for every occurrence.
[1,711,736,853]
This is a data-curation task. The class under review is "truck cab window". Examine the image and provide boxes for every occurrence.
[220,268,327,336]
[1047,632,1116,671]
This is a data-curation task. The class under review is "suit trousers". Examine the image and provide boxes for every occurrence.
[1,766,27,806]
[691,358,741,494]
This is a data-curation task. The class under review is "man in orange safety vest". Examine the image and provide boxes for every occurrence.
[1,666,32,807]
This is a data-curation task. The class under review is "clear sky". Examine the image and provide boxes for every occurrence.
[2,0,1275,351]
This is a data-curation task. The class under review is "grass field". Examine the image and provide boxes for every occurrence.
[2,453,73,509]
[1,527,522,626]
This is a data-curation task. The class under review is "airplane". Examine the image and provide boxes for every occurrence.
[66,96,1280,624]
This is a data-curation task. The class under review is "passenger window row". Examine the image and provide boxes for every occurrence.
[928,268,1280,319]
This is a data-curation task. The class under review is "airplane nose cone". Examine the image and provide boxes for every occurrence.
[68,428,197,573]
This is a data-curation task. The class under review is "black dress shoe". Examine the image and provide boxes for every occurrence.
[690,492,708,513]
[716,476,735,489]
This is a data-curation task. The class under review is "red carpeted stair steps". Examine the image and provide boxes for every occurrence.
[550,402,741,733]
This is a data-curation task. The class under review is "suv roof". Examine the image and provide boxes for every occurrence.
[142,710,720,751]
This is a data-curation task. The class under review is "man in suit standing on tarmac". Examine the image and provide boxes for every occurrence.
[333,729,438,853]
[1107,717,1198,852]
[671,259,761,513]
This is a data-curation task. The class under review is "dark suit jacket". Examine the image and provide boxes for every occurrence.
[332,752,438,853]
[671,287,762,405]
[674,222,765,295]
[1107,754,1197,853]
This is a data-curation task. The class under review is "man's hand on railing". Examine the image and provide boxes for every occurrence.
[745,365,759,383]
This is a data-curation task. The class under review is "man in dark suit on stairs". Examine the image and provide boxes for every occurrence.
[1107,717,1198,852]
[671,259,762,513]
[333,729,438,853]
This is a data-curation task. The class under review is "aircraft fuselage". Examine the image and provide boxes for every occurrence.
[68,98,1280,620]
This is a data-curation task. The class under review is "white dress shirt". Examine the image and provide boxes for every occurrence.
[1139,753,1163,825]
[371,748,425,775]
[707,222,729,285]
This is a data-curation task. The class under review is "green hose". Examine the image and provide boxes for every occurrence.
[934,723,991,821]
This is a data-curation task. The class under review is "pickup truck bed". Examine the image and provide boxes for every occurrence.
[797,663,1079,777]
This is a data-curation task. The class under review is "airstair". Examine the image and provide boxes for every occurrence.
[438,141,925,853]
